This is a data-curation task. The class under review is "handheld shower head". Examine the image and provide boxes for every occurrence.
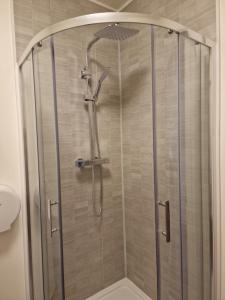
[99,68,109,83]
[93,68,110,101]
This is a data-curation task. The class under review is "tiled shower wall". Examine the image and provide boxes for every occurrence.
[120,26,157,299]
[13,0,107,60]
[123,0,216,40]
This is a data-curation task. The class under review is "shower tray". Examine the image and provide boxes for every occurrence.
[86,278,151,300]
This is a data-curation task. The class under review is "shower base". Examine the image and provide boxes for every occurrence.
[86,278,151,300]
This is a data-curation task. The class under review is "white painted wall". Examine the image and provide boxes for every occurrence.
[0,1,27,299]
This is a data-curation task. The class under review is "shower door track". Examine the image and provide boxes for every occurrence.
[18,12,214,68]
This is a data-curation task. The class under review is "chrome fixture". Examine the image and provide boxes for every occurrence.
[158,201,170,242]
[75,158,110,168]
[94,23,139,40]
[80,23,139,217]
[48,199,59,237]
[18,13,215,67]
[93,68,110,102]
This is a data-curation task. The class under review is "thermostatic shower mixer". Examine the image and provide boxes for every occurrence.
[75,158,110,168]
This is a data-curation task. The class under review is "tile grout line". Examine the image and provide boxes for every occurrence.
[86,278,152,299]
[118,0,135,12]
[87,0,135,12]
[88,0,116,11]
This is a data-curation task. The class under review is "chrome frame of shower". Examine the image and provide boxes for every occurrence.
[18,12,214,68]
[18,12,217,300]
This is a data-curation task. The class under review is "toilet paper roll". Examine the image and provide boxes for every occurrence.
[0,185,21,233]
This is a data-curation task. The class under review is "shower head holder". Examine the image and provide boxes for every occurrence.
[81,67,92,80]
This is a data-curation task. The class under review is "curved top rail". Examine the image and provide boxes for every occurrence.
[18,12,215,67]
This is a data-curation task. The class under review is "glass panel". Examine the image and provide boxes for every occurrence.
[53,24,127,299]
[200,45,212,300]
[120,24,157,300]
[21,54,44,300]
[52,23,157,300]
[152,26,182,300]
[32,38,64,300]
[179,36,212,300]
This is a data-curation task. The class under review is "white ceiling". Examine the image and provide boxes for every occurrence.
[88,0,135,12]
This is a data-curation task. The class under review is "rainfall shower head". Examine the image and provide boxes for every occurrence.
[84,24,139,101]
[86,24,139,65]
[94,24,139,41]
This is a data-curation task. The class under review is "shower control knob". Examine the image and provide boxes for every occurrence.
[75,158,110,168]
[81,68,91,80]
[75,158,86,168]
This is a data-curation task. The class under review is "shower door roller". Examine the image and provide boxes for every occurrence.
[158,201,170,242]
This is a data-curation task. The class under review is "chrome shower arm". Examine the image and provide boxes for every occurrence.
[86,36,101,67]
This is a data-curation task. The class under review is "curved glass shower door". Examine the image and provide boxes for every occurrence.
[179,37,212,300]
[19,14,213,300]
[152,26,212,300]
[32,37,64,300]
[152,26,183,300]
[21,53,45,300]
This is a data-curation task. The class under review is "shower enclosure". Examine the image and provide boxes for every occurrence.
[19,13,214,300]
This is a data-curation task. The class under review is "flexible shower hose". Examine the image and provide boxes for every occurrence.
[88,101,103,217]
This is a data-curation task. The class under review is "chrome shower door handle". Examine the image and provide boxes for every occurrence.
[158,200,171,243]
[48,199,59,237]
